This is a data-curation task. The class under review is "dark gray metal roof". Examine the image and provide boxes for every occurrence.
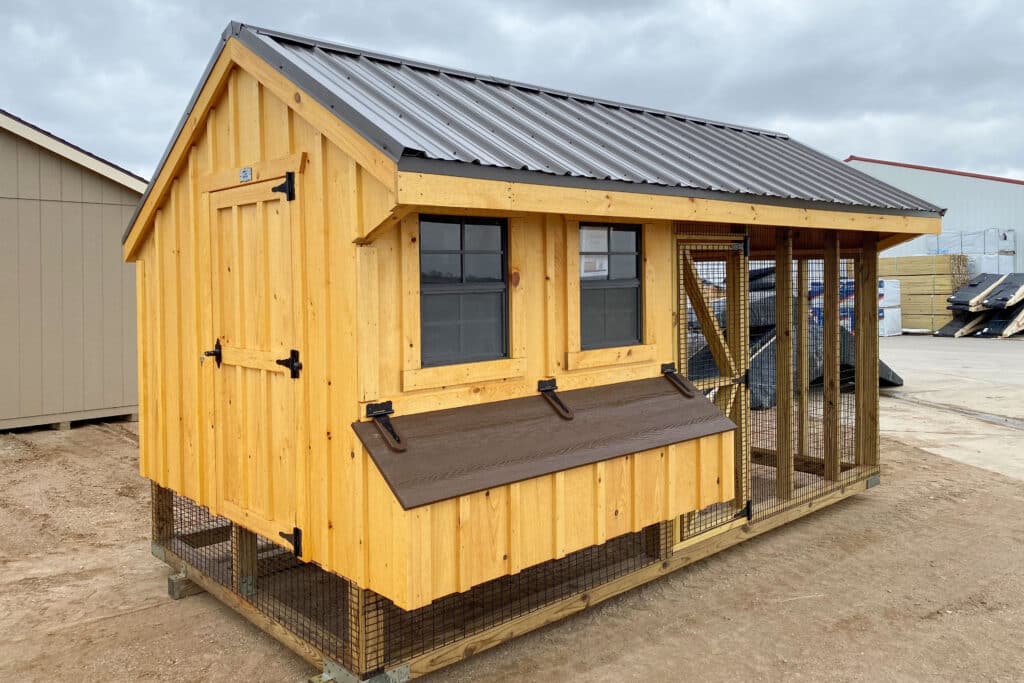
[124,22,941,245]
[236,23,941,216]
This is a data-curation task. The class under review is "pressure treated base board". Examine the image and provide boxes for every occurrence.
[154,477,872,681]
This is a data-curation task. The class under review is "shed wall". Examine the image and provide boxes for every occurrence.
[132,63,735,609]
[0,128,140,429]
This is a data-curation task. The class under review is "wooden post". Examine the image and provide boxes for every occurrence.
[796,259,810,459]
[231,523,258,597]
[775,231,794,500]
[855,235,880,467]
[152,481,174,545]
[823,231,841,481]
[729,227,750,514]
[347,586,386,675]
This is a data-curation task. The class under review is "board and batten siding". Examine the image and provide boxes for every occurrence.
[0,127,140,429]
[131,61,735,610]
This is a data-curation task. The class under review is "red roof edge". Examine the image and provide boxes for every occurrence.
[844,155,1024,187]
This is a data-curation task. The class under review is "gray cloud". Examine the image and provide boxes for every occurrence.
[2,0,1021,179]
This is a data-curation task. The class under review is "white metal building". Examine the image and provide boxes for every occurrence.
[845,156,1023,274]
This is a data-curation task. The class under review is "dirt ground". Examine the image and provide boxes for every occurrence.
[2,343,1024,680]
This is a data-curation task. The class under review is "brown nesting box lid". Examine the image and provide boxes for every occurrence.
[352,376,736,510]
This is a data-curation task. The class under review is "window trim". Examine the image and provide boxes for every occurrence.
[399,213,527,392]
[579,223,644,351]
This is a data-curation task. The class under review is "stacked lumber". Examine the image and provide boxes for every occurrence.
[935,273,1024,338]
[878,254,970,331]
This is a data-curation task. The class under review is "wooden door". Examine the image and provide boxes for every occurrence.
[207,178,300,546]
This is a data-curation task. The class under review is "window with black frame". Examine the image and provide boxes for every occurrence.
[420,216,508,367]
[579,224,642,349]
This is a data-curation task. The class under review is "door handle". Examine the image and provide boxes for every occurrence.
[202,339,222,367]
[275,349,302,379]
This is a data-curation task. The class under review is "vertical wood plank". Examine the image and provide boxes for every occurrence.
[509,216,528,360]
[399,213,420,374]
[102,203,126,408]
[82,204,104,411]
[796,258,810,458]
[855,234,880,467]
[823,230,841,481]
[0,131,18,197]
[357,244,380,400]
[16,139,40,199]
[122,204,139,406]
[231,523,258,596]
[775,230,794,500]
[564,220,581,355]
[0,200,20,418]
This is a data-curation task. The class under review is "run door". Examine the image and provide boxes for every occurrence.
[206,177,301,546]
[677,235,750,532]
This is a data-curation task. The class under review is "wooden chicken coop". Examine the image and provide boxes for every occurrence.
[122,23,943,682]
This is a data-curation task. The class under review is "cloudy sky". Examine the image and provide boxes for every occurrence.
[2,0,1022,180]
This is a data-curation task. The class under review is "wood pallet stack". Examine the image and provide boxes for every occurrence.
[878,254,970,331]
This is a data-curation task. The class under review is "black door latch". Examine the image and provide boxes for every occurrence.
[203,339,222,367]
[275,349,302,379]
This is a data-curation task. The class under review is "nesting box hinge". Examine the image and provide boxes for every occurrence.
[275,349,303,378]
[279,527,302,557]
[367,401,407,452]
[660,363,696,398]
[538,379,574,420]
[271,171,296,201]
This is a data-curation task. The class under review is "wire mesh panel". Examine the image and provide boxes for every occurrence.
[155,486,671,677]
[677,238,749,538]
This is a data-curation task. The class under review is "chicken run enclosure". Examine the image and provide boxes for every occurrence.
[125,23,942,681]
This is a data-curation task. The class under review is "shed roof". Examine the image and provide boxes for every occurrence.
[233,23,939,216]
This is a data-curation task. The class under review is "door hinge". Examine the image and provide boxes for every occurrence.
[730,236,750,257]
[275,349,302,378]
[733,499,753,521]
[202,339,222,368]
[367,401,407,452]
[279,527,302,557]
[538,379,574,420]
[271,171,296,201]
[732,368,750,387]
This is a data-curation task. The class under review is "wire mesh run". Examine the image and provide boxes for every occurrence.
[155,486,671,677]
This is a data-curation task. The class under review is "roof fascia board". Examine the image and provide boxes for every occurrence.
[398,157,944,221]
[396,169,943,236]
[0,113,147,194]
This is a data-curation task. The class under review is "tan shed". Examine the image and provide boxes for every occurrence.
[124,23,942,681]
[1,110,146,430]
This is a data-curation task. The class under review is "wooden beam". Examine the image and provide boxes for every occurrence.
[152,482,174,545]
[823,231,842,481]
[751,447,858,477]
[231,523,258,597]
[397,172,943,236]
[775,230,794,500]
[855,236,880,467]
[796,259,810,460]
[179,524,232,549]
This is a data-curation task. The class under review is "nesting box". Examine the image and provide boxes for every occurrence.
[124,23,942,680]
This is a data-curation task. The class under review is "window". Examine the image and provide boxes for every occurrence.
[579,224,642,349]
[420,216,508,367]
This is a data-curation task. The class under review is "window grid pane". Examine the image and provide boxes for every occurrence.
[421,216,508,367]
[580,224,642,350]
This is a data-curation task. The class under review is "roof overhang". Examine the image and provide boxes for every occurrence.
[0,111,147,194]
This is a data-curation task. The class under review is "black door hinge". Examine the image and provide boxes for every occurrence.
[271,171,296,201]
[275,349,302,378]
[538,379,574,420]
[661,362,696,398]
[203,339,222,368]
[367,401,406,452]
[732,368,750,387]
[733,499,753,521]
[279,527,302,557]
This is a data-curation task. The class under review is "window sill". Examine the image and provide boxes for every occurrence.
[402,357,527,392]
[565,343,657,371]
